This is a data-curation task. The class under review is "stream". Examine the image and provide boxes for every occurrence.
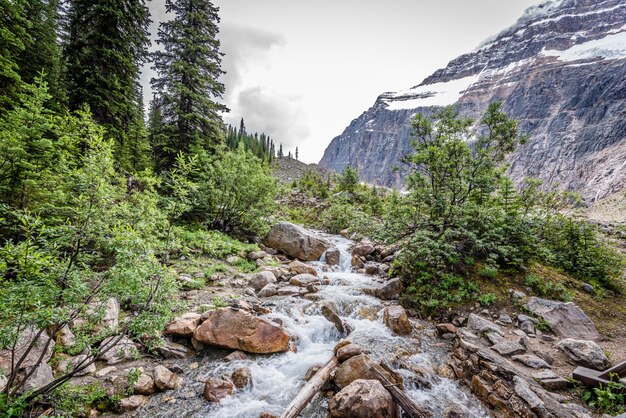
[137,233,489,417]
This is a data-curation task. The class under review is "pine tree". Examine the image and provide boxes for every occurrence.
[295,147,299,161]
[64,0,150,168]
[278,144,283,159]
[16,0,64,108]
[0,0,31,113]
[150,0,228,171]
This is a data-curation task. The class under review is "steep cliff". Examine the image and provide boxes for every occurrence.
[319,0,626,201]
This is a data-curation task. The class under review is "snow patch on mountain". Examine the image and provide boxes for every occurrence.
[382,75,480,110]
[541,31,626,61]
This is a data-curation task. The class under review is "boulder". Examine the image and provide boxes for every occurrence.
[557,338,610,369]
[329,379,397,418]
[351,255,365,269]
[204,378,234,402]
[364,263,379,275]
[325,248,341,266]
[491,340,526,356]
[0,327,55,375]
[336,344,367,363]
[335,354,398,389]
[289,273,320,287]
[158,340,193,359]
[466,314,504,336]
[249,271,277,292]
[532,370,570,390]
[276,286,301,296]
[512,354,551,369]
[134,373,156,395]
[20,362,54,393]
[321,302,350,335]
[223,350,250,362]
[263,222,333,261]
[91,297,119,333]
[231,367,252,388]
[436,323,457,336]
[118,395,148,412]
[375,278,403,300]
[351,241,375,257]
[258,283,278,298]
[153,365,181,391]
[526,297,601,340]
[57,325,76,348]
[193,308,290,353]
[164,313,202,337]
[99,336,137,365]
[383,306,411,335]
[248,251,267,261]
[287,260,317,276]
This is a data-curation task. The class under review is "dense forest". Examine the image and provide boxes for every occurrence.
[0,0,624,416]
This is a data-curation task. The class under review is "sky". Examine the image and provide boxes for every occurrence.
[142,0,542,163]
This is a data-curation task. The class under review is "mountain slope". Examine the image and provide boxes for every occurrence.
[319,0,626,201]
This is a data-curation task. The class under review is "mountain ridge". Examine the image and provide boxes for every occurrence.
[320,0,626,201]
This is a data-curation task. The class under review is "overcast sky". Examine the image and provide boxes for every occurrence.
[143,0,542,163]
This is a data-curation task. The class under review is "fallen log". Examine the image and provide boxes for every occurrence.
[370,364,432,418]
[280,356,338,418]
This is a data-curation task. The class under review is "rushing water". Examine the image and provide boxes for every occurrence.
[136,234,489,418]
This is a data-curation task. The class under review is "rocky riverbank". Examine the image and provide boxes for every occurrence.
[2,221,620,417]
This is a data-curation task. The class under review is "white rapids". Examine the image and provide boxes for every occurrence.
[136,233,489,418]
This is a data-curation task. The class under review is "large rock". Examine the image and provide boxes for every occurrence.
[329,379,397,418]
[204,378,234,402]
[134,373,156,395]
[334,354,398,389]
[324,248,341,266]
[289,273,320,287]
[56,354,96,377]
[337,343,367,363]
[375,278,403,300]
[20,362,54,393]
[193,308,290,353]
[231,367,252,388]
[383,306,411,335]
[158,340,193,359]
[526,297,601,340]
[118,395,148,412]
[91,297,119,333]
[351,241,375,257]
[249,271,277,292]
[153,365,181,391]
[287,260,318,276]
[263,222,333,261]
[557,338,611,369]
[0,327,55,375]
[466,314,504,336]
[321,302,350,335]
[99,336,138,365]
[258,283,278,298]
[164,312,201,337]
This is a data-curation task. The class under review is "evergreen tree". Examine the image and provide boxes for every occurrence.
[278,144,283,158]
[0,0,31,113]
[63,0,151,168]
[16,0,64,108]
[150,0,228,171]
[295,147,299,161]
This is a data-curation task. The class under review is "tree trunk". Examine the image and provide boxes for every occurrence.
[370,365,432,418]
[280,356,338,418]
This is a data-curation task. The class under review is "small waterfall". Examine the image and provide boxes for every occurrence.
[137,232,489,418]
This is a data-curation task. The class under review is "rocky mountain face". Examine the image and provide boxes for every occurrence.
[319,0,626,201]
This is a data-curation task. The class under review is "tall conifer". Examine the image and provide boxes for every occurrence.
[150,0,228,170]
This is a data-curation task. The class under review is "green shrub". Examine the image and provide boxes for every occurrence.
[478,293,497,306]
[524,274,572,302]
[582,374,625,415]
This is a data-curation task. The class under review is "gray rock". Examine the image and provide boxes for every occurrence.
[526,297,601,341]
[582,283,595,294]
[0,327,55,375]
[518,314,539,324]
[99,336,138,365]
[513,354,551,369]
[258,283,278,297]
[467,314,504,336]
[276,286,301,296]
[532,370,570,390]
[21,362,54,393]
[498,314,513,324]
[513,376,547,415]
[491,340,526,356]
[375,278,403,300]
[263,222,333,261]
[324,248,341,266]
[56,354,96,376]
[249,271,277,292]
[557,338,610,369]
[289,273,320,287]
[158,340,192,359]
[520,320,535,335]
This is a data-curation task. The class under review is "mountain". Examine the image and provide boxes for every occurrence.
[319,0,626,201]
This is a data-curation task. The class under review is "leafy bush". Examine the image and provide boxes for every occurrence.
[478,293,497,307]
[191,147,278,237]
[524,274,572,302]
[582,375,625,415]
